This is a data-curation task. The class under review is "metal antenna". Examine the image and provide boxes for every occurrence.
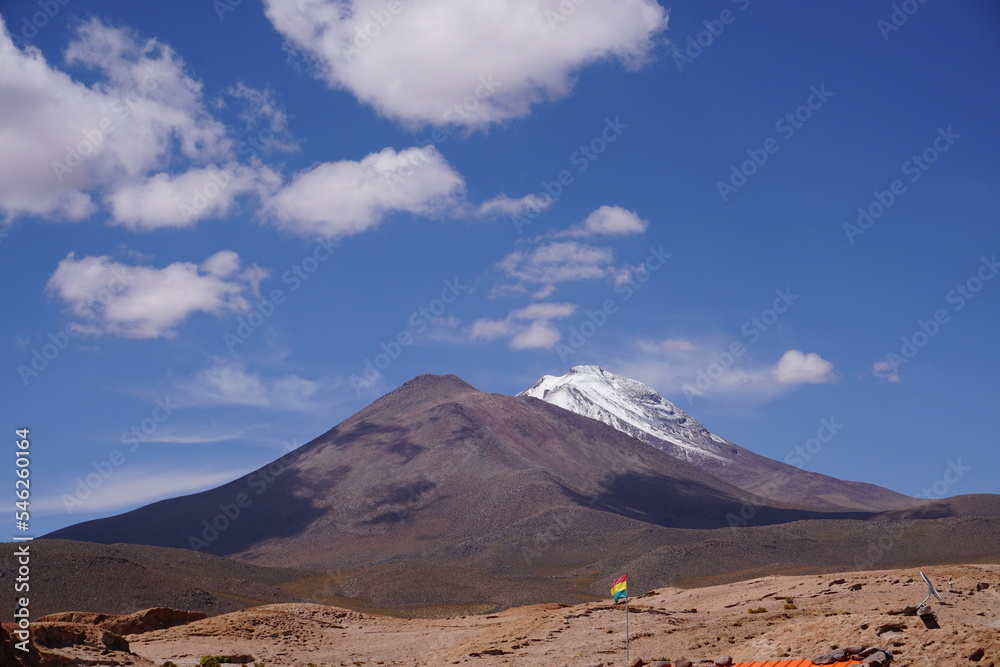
[917,571,953,612]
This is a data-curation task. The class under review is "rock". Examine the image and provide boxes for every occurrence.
[650,662,670,667]
[876,623,905,637]
[850,583,864,591]
[39,608,206,637]
[830,578,847,586]
[844,645,866,655]
[829,648,847,660]
[715,656,733,666]
[969,647,985,662]
[812,653,835,665]
[625,659,645,667]
[888,606,918,616]
[31,622,129,652]
[675,660,693,667]
[863,649,891,666]
[976,582,990,591]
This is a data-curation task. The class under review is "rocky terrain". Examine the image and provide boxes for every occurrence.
[4,564,996,666]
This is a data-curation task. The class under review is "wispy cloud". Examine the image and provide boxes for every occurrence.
[33,467,247,516]
[611,337,840,405]
[553,205,648,238]
[470,302,578,350]
[178,357,322,411]
[872,359,901,383]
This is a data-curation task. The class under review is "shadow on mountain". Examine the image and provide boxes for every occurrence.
[564,472,879,530]
[46,465,330,558]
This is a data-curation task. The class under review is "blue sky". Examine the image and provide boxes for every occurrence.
[3,0,998,537]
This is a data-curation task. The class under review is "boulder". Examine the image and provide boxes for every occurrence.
[863,649,892,666]
[715,656,733,666]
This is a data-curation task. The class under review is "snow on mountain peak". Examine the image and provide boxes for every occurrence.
[519,366,733,463]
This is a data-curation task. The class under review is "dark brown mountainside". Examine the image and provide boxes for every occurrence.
[42,374,1000,615]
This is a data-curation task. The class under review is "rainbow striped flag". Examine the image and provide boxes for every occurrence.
[610,573,628,602]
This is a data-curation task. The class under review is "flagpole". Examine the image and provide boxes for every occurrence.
[625,591,629,665]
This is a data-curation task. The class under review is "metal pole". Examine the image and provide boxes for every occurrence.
[625,593,629,665]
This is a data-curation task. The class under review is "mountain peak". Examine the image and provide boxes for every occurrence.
[520,366,915,511]
[519,366,728,462]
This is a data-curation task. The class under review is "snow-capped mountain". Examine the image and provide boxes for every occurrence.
[519,365,735,464]
[519,365,914,511]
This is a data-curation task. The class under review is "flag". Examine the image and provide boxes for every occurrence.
[610,573,628,602]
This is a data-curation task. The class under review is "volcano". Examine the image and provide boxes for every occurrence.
[43,372,1000,614]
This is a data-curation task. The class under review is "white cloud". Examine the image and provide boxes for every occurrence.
[511,320,562,350]
[0,17,232,223]
[557,205,648,238]
[513,302,578,321]
[478,193,552,218]
[660,338,698,352]
[179,357,319,411]
[469,301,577,350]
[225,81,299,152]
[772,349,838,385]
[106,164,275,230]
[264,146,466,238]
[262,0,668,128]
[872,360,901,383]
[498,241,616,285]
[46,251,267,338]
[612,338,839,405]
[34,467,247,516]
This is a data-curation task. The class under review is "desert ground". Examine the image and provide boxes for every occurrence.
[9,564,997,667]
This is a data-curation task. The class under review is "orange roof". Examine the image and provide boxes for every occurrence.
[729,661,862,667]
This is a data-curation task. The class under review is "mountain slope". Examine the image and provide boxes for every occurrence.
[520,365,913,511]
[48,374,840,569]
[43,373,1000,614]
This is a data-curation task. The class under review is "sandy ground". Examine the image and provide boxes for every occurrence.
[123,564,999,667]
